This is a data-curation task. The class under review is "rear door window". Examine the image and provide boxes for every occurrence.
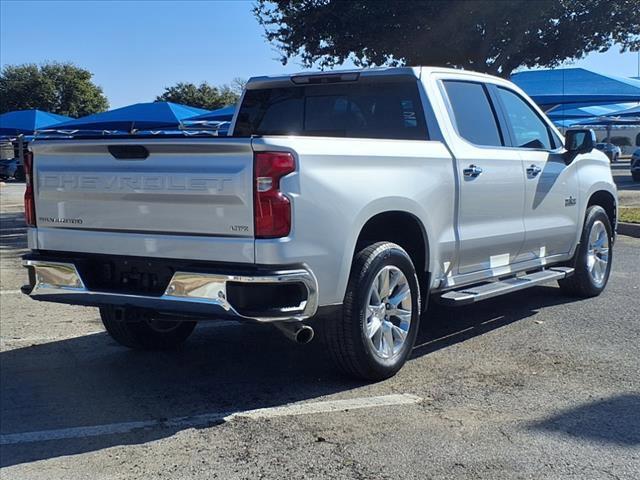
[443,80,504,147]
[234,81,428,140]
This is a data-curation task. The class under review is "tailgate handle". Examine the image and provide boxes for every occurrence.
[108,145,149,160]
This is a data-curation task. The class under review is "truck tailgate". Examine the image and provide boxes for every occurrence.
[31,139,255,238]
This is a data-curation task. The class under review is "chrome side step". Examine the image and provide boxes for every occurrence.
[439,267,574,306]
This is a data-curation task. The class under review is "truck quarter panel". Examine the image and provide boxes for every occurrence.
[252,136,455,306]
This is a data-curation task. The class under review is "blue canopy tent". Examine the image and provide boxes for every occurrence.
[48,102,208,132]
[582,116,640,126]
[545,103,638,130]
[511,68,640,110]
[614,104,640,118]
[181,106,236,136]
[573,114,640,146]
[0,109,71,137]
[546,102,634,120]
[187,106,235,122]
[552,118,585,128]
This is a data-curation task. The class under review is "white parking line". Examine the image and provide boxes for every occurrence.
[0,290,21,295]
[0,394,421,445]
[234,393,422,419]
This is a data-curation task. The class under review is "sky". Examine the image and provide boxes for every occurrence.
[1,0,639,109]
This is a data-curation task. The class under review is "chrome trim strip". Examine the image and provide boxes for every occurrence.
[23,260,318,322]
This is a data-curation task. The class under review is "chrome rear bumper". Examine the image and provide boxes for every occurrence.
[22,259,318,322]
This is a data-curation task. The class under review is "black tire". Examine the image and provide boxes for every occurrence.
[558,206,613,298]
[100,307,197,350]
[323,242,422,381]
[632,172,640,182]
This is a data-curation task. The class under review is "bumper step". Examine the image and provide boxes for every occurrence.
[439,267,574,306]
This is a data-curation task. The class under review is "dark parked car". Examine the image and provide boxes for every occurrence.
[631,148,640,182]
[595,142,622,162]
[0,158,19,180]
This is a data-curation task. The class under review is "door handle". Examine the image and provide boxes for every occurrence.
[526,164,542,177]
[463,165,483,178]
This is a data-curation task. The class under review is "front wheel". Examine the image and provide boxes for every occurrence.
[558,206,613,297]
[324,242,421,381]
[100,307,197,350]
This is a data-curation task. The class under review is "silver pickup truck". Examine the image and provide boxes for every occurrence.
[22,67,617,380]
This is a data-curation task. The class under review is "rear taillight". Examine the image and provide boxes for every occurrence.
[254,151,295,238]
[23,151,36,227]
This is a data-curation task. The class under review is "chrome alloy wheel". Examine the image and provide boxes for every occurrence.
[365,265,412,359]
[587,220,609,287]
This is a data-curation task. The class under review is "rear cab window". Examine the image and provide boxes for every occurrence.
[233,80,428,140]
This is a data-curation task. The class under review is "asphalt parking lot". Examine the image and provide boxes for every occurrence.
[1,181,639,479]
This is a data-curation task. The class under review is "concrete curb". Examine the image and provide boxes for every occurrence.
[618,222,640,238]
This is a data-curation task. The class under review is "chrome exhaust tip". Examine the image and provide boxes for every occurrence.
[274,322,314,344]
[295,325,314,344]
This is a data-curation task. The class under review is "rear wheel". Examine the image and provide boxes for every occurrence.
[558,206,612,297]
[100,307,196,350]
[324,242,421,381]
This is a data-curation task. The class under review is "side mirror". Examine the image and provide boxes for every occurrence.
[564,128,595,164]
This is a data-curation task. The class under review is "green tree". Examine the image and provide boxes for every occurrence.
[254,0,640,77]
[0,62,109,116]
[155,79,246,109]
